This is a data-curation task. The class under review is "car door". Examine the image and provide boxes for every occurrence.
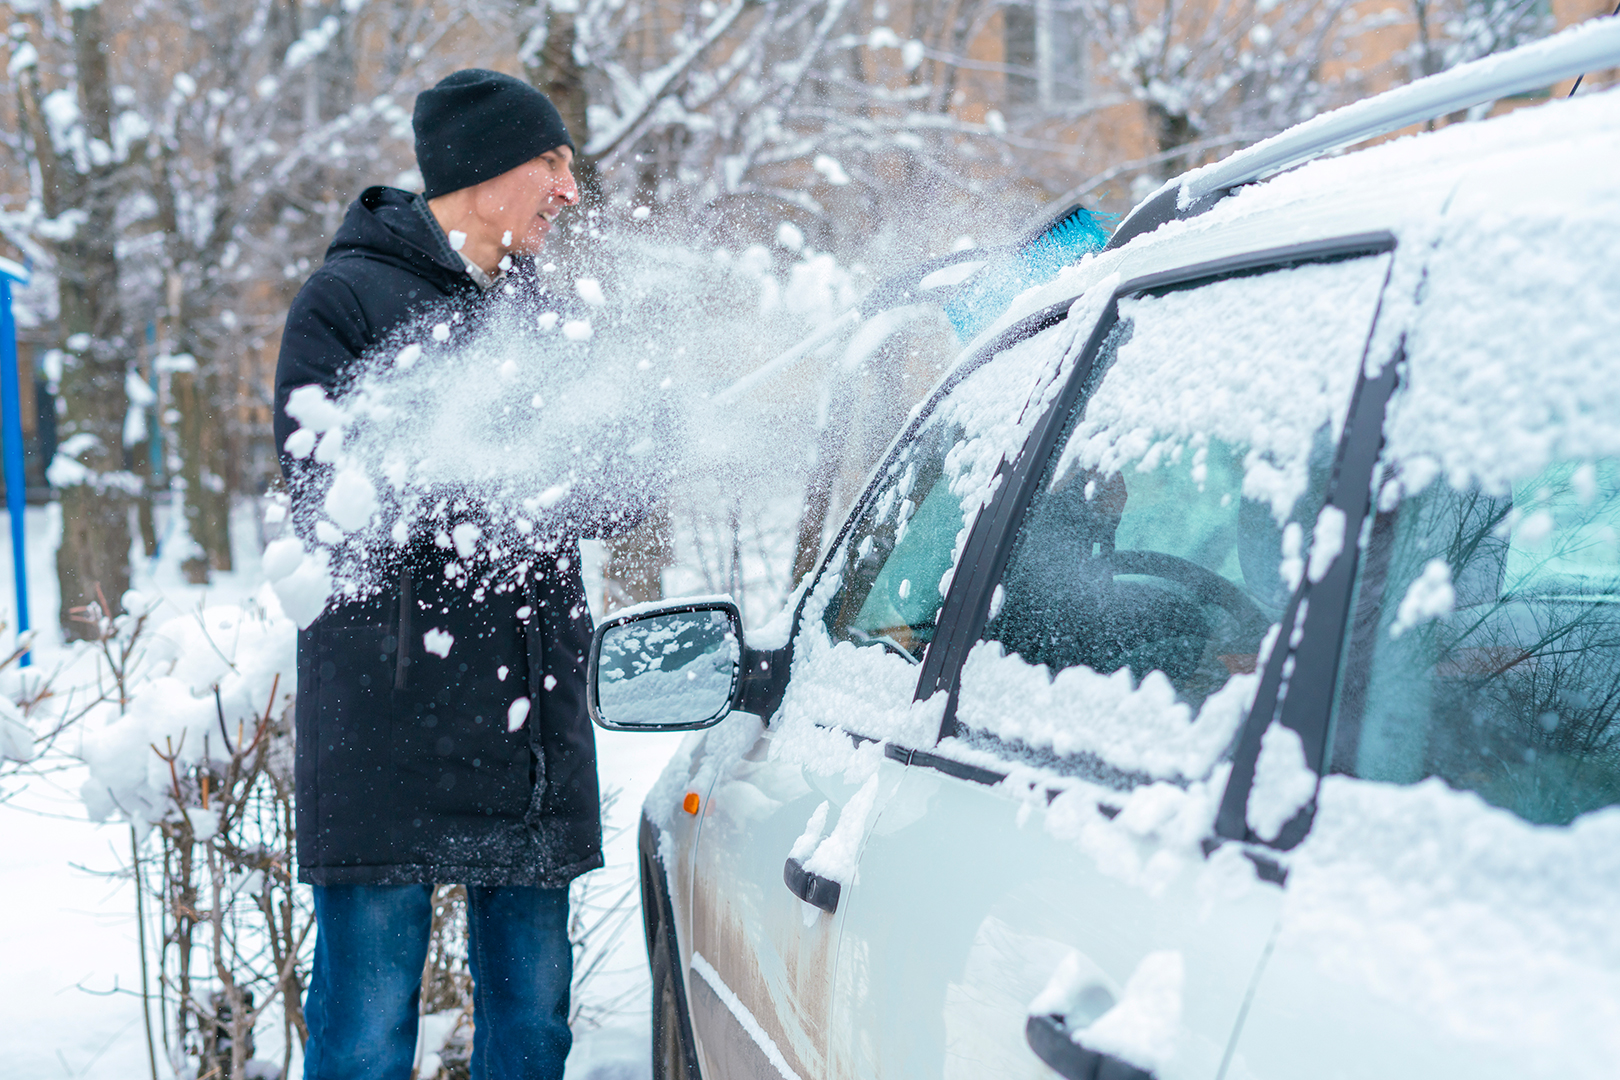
[825,244,1400,1080]
[684,287,1108,1080]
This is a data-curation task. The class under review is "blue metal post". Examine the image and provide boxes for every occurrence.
[0,261,31,666]
[146,321,161,484]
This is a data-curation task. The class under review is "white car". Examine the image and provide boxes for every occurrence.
[589,21,1620,1080]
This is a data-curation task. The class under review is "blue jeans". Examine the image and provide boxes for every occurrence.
[302,884,572,1080]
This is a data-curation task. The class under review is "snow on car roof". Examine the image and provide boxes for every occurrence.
[966,82,1620,359]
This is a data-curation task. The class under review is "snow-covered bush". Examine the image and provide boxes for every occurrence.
[0,630,55,790]
[68,589,302,1080]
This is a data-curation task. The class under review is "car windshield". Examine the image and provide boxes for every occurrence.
[1328,460,1620,825]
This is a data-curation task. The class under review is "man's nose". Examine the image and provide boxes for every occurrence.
[553,168,580,207]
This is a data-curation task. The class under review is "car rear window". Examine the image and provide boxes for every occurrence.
[1327,461,1620,825]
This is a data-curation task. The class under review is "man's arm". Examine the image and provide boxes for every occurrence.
[273,270,371,478]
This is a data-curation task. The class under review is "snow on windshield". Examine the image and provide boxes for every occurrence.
[935,282,1114,577]
[773,284,1112,752]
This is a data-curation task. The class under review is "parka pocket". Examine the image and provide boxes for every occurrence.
[393,685,534,830]
[311,624,399,867]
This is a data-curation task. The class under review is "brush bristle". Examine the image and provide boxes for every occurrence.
[943,205,1114,341]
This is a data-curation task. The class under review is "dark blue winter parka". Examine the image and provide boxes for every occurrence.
[274,186,656,887]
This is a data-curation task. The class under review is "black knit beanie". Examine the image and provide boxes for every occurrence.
[413,70,574,199]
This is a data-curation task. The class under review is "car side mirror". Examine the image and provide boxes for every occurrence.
[588,599,746,731]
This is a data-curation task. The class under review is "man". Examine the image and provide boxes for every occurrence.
[274,70,601,1080]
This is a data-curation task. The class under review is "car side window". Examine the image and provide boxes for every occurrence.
[988,425,1330,704]
[952,255,1392,788]
[1326,461,1620,825]
[821,416,965,662]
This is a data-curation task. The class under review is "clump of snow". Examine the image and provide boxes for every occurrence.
[184,806,221,842]
[260,538,331,629]
[747,577,810,652]
[777,635,946,748]
[1388,557,1454,638]
[788,800,830,861]
[954,640,1255,784]
[1307,504,1346,583]
[76,589,298,830]
[451,521,482,559]
[422,628,454,657]
[506,696,531,732]
[1042,768,1230,896]
[414,1009,463,1079]
[323,465,377,531]
[1028,951,1116,1025]
[801,773,879,884]
[1073,951,1184,1072]
[0,697,34,763]
[283,383,345,433]
[1245,721,1317,842]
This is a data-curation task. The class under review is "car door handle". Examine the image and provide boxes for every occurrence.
[1025,1014,1154,1080]
[782,857,841,913]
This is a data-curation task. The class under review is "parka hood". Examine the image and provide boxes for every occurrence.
[325,185,468,291]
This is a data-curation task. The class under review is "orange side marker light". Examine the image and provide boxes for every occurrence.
[682,792,701,815]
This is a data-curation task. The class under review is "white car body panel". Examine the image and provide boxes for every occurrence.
[830,760,1285,1080]
[687,722,892,1080]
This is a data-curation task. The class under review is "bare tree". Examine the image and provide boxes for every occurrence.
[5,1,138,632]
[1,0,505,618]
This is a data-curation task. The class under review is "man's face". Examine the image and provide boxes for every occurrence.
[474,145,579,255]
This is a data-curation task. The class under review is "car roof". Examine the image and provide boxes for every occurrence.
[960,33,1620,361]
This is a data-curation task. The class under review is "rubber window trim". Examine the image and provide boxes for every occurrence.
[1213,349,1402,849]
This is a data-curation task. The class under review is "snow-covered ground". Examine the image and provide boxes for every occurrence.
[0,504,684,1079]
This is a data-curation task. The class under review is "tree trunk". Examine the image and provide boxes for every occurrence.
[172,366,233,581]
[602,504,674,611]
[790,383,858,587]
[523,6,603,204]
[1147,100,1200,179]
[55,4,132,636]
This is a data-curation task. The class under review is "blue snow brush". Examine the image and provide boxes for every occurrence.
[943,203,1113,341]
